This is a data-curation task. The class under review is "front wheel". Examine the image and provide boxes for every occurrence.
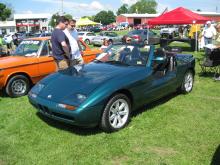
[100,94,131,132]
[5,75,30,97]
[180,71,194,94]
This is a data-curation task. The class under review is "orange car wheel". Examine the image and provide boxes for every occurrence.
[5,75,30,97]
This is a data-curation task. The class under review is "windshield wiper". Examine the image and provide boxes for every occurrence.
[93,59,103,63]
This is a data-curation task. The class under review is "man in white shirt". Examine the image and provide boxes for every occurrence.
[202,21,217,45]
[63,21,83,66]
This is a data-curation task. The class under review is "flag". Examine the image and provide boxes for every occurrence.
[161,7,168,15]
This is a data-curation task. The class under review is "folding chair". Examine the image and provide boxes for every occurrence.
[199,48,220,77]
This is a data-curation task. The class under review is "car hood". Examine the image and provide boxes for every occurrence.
[37,62,139,103]
[0,56,37,69]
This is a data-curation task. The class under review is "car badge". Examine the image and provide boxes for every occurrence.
[47,94,52,99]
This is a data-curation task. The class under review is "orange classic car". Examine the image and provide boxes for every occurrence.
[0,37,102,97]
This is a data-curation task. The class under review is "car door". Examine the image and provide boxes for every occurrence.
[150,56,177,99]
[86,32,96,41]
[79,41,97,63]
[37,40,57,79]
[137,51,177,104]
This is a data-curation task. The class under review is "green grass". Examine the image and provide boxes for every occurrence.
[0,42,220,165]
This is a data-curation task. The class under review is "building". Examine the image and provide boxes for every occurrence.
[0,13,52,35]
[116,13,159,25]
[195,11,220,22]
[14,13,52,33]
[116,11,220,26]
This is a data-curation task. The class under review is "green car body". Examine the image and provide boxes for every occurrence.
[28,44,195,132]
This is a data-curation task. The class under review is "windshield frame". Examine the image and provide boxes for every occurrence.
[11,39,43,57]
[95,43,150,67]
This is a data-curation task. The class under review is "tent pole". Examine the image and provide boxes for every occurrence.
[195,24,198,52]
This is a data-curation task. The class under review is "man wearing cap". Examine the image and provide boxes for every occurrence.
[202,21,216,45]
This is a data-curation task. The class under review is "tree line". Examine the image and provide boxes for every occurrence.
[0,0,158,26]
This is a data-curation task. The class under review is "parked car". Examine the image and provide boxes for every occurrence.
[123,29,160,45]
[0,37,102,97]
[78,31,96,45]
[91,31,122,46]
[28,43,195,132]
[89,26,102,33]
[114,25,125,31]
[160,26,179,39]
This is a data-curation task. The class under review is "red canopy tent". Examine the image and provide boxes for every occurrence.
[148,7,210,25]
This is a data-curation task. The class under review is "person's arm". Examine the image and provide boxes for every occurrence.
[57,30,70,59]
[61,41,70,58]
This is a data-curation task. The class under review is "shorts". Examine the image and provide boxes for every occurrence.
[55,59,70,70]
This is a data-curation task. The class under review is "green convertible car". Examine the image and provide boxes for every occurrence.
[28,44,195,132]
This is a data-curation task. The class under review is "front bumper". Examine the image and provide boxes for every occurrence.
[28,94,104,127]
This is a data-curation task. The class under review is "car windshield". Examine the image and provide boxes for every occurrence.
[11,40,42,56]
[95,44,150,66]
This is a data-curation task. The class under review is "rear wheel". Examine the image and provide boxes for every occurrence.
[100,94,131,132]
[5,75,30,97]
[180,71,194,94]
[85,39,90,45]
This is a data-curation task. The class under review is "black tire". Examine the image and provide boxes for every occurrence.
[180,71,194,94]
[85,39,90,45]
[100,94,131,132]
[5,75,30,97]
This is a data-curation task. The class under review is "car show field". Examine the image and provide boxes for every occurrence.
[0,40,219,164]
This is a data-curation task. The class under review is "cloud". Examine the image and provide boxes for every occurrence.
[120,0,138,6]
[20,10,34,14]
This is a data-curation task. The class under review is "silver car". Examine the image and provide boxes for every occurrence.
[91,31,122,46]
[78,31,96,45]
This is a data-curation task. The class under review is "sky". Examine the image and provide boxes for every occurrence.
[1,0,220,17]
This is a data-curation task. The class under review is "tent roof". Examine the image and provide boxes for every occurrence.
[148,7,210,25]
[76,18,99,26]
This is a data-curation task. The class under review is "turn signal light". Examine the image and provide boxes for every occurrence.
[58,104,76,111]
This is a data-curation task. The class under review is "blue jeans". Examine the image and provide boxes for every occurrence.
[204,37,212,55]
[204,37,212,45]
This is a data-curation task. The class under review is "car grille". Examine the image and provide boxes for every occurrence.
[31,102,75,121]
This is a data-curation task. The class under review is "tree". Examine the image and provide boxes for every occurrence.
[129,0,157,14]
[49,13,73,27]
[0,3,12,21]
[196,9,202,12]
[81,15,95,21]
[116,4,129,16]
[94,10,115,25]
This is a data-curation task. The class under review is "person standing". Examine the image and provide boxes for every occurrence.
[68,19,83,60]
[63,21,83,66]
[202,21,216,45]
[213,23,220,81]
[51,16,71,70]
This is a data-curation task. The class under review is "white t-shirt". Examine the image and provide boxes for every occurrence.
[70,28,78,40]
[202,26,217,39]
[63,29,81,60]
